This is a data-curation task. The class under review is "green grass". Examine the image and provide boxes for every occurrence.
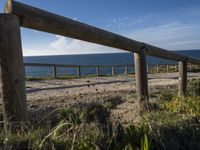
[0,105,150,150]
[1,78,200,149]
[187,78,200,96]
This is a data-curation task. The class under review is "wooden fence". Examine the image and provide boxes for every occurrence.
[0,0,200,127]
[25,63,134,78]
[24,63,200,79]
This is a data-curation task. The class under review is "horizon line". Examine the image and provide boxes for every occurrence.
[23,49,200,57]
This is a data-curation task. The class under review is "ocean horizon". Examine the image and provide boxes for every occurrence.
[24,50,200,78]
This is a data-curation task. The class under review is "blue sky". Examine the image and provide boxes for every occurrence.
[1,0,200,56]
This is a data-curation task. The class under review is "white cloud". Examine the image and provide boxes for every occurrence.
[23,48,56,56]
[23,35,125,56]
[107,15,153,30]
[72,17,78,21]
[128,15,153,26]
[49,35,70,50]
[128,22,200,50]
[112,19,117,23]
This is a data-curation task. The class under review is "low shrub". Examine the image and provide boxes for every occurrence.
[187,78,200,96]
[161,96,200,116]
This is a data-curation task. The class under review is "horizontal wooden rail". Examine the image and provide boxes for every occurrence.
[5,0,200,64]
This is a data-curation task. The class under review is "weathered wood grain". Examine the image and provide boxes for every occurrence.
[0,14,27,128]
[178,61,187,96]
[134,49,148,101]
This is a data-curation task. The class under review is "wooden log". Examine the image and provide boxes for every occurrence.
[134,49,149,101]
[77,67,81,78]
[112,66,115,76]
[124,65,128,74]
[178,61,187,96]
[4,0,200,64]
[52,66,57,79]
[96,66,99,77]
[0,14,27,129]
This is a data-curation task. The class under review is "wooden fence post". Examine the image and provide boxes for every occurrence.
[112,66,115,76]
[96,66,99,77]
[189,64,192,71]
[175,64,178,72]
[178,61,187,96]
[146,65,149,73]
[77,67,81,78]
[0,14,28,129]
[52,66,57,79]
[134,48,149,102]
[124,65,128,74]
[166,65,169,73]
[156,64,159,73]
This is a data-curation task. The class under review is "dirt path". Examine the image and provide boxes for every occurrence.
[26,72,200,123]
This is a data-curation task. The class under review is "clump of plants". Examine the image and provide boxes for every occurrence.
[158,79,200,116]
[0,104,151,150]
[187,78,200,96]
[161,96,200,116]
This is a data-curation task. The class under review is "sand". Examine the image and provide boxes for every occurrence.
[25,72,200,123]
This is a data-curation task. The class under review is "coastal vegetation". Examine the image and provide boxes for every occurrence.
[0,78,199,149]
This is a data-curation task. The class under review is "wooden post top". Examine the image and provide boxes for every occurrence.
[4,0,13,13]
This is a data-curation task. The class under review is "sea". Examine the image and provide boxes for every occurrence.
[24,50,200,78]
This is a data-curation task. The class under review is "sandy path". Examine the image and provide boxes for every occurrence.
[26,72,200,123]
[26,72,200,100]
